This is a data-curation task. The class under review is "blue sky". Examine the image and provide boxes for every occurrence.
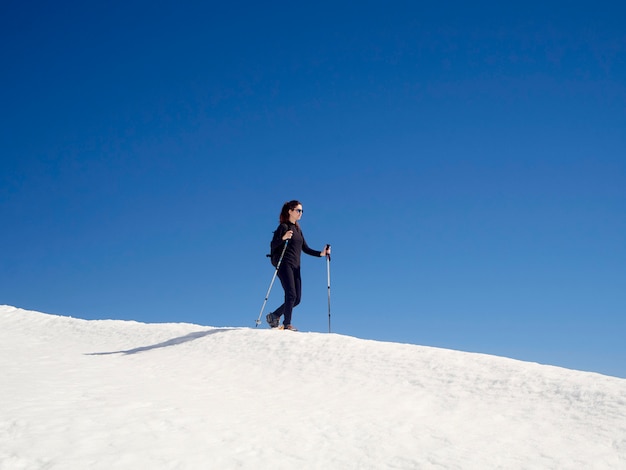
[2,1,625,377]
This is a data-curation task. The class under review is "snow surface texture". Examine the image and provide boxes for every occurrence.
[1,306,625,469]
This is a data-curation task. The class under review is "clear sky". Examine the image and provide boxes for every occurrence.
[2,1,625,377]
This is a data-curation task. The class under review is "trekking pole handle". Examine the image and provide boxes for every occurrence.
[325,244,331,261]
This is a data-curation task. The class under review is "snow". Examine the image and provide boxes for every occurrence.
[1,305,625,469]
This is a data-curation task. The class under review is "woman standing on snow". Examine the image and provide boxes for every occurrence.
[266,200,330,331]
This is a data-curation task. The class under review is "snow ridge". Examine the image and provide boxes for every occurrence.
[1,305,625,469]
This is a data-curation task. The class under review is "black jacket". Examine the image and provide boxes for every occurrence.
[271,222,321,268]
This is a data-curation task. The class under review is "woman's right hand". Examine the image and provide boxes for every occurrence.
[282,230,293,241]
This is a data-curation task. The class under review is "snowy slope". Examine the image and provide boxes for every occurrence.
[1,305,625,469]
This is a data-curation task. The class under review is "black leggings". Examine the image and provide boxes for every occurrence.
[274,264,301,326]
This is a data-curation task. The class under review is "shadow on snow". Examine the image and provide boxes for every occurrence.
[85,328,235,356]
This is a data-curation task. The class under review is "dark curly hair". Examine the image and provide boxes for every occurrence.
[279,200,302,225]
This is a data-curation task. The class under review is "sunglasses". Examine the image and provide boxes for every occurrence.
[294,208,303,213]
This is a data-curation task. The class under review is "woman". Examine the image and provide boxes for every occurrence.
[266,200,330,331]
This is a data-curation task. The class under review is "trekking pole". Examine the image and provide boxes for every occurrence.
[326,244,331,333]
[255,240,289,327]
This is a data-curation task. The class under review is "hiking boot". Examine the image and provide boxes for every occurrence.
[283,324,298,331]
[266,313,279,328]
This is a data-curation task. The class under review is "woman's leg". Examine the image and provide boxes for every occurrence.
[277,265,297,326]
[293,266,302,309]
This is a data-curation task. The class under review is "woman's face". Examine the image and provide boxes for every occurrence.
[290,204,303,221]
